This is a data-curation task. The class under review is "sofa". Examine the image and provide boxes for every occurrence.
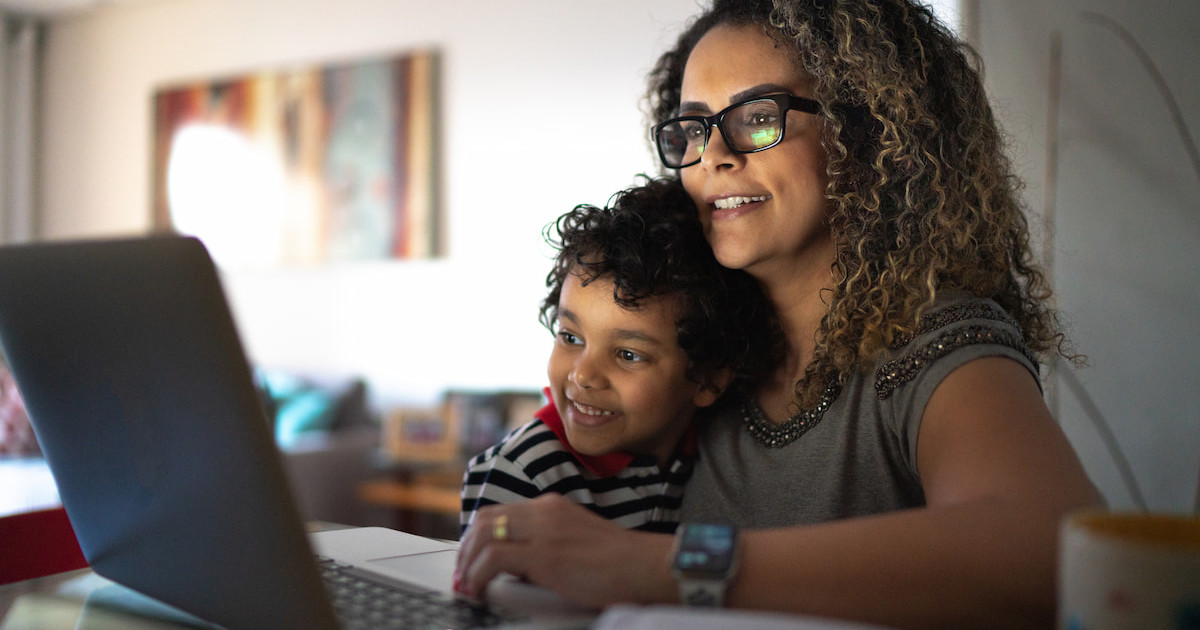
[0,367,383,528]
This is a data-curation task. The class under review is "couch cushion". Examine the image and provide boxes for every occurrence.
[256,369,373,448]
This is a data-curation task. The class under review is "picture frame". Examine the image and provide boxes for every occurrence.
[151,49,441,266]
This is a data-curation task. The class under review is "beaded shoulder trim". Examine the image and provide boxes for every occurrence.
[874,300,1038,400]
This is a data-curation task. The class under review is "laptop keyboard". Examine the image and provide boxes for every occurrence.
[316,557,522,629]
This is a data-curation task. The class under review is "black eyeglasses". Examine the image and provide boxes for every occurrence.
[652,94,820,169]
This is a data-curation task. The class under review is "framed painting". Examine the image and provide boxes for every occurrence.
[151,49,440,266]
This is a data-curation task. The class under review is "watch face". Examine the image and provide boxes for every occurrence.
[674,523,737,573]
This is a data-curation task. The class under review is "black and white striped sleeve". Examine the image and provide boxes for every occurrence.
[459,421,557,534]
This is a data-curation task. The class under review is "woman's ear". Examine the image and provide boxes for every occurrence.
[693,368,734,408]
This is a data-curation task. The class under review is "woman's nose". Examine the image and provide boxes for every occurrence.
[699,125,741,169]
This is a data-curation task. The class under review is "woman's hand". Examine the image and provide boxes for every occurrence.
[454,493,676,607]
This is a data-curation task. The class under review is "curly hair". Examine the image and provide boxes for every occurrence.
[540,176,782,393]
[646,0,1073,406]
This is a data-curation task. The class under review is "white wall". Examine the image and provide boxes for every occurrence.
[978,1,1200,512]
[37,0,700,404]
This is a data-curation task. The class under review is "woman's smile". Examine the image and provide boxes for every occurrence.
[708,194,772,222]
[712,194,771,210]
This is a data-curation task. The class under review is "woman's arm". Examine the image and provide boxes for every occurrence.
[455,494,677,606]
[729,357,1100,629]
[730,357,1099,629]
[455,357,1101,629]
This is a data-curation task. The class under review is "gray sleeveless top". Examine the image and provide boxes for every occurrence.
[681,294,1040,527]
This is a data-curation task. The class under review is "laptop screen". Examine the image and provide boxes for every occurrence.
[0,236,339,630]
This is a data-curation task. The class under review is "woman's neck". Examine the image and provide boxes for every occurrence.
[752,257,835,422]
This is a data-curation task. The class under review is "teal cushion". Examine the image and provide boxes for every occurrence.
[257,370,338,447]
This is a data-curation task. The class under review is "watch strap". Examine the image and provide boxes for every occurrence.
[678,578,728,607]
[671,522,739,608]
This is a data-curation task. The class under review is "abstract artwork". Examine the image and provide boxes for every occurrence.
[152,49,439,266]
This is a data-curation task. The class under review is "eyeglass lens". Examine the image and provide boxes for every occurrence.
[656,98,785,168]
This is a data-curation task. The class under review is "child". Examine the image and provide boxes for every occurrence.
[460,177,779,535]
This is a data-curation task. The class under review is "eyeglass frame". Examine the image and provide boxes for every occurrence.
[651,93,821,169]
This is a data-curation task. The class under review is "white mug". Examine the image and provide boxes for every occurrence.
[1058,510,1200,630]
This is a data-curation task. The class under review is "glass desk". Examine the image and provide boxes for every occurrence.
[1,569,208,630]
[0,521,357,630]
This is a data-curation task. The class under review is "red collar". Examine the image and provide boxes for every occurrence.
[535,387,696,478]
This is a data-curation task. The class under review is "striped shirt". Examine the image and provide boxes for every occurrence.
[459,400,694,536]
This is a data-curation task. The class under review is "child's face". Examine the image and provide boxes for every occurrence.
[546,271,724,468]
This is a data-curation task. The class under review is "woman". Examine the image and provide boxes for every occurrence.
[455,1,1101,628]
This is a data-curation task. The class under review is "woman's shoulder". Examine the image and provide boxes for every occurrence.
[893,291,1021,343]
[873,291,1039,401]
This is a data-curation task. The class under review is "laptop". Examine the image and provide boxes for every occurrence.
[0,235,592,630]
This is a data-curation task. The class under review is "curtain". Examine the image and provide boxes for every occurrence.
[0,14,41,244]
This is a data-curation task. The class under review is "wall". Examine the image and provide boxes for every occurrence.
[37,0,699,404]
[978,0,1200,511]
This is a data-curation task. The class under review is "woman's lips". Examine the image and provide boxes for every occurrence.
[712,194,770,210]
[709,194,770,220]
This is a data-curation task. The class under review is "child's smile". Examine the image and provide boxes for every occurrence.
[567,398,616,426]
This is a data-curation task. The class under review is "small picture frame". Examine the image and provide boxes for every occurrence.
[444,390,545,457]
[382,406,458,463]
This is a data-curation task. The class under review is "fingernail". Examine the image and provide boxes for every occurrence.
[453,571,471,596]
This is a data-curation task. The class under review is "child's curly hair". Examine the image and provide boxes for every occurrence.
[540,176,783,394]
[646,0,1074,406]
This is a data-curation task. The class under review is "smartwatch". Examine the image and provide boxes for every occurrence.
[670,522,740,607]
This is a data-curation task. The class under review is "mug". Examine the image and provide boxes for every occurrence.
[1058,510,1200,630]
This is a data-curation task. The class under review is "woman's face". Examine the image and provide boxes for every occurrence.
[678,23,833,282]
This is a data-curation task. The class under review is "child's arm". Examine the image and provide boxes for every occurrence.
[459,420,549,535]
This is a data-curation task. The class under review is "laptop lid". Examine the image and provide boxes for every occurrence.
[0,236,339,630]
